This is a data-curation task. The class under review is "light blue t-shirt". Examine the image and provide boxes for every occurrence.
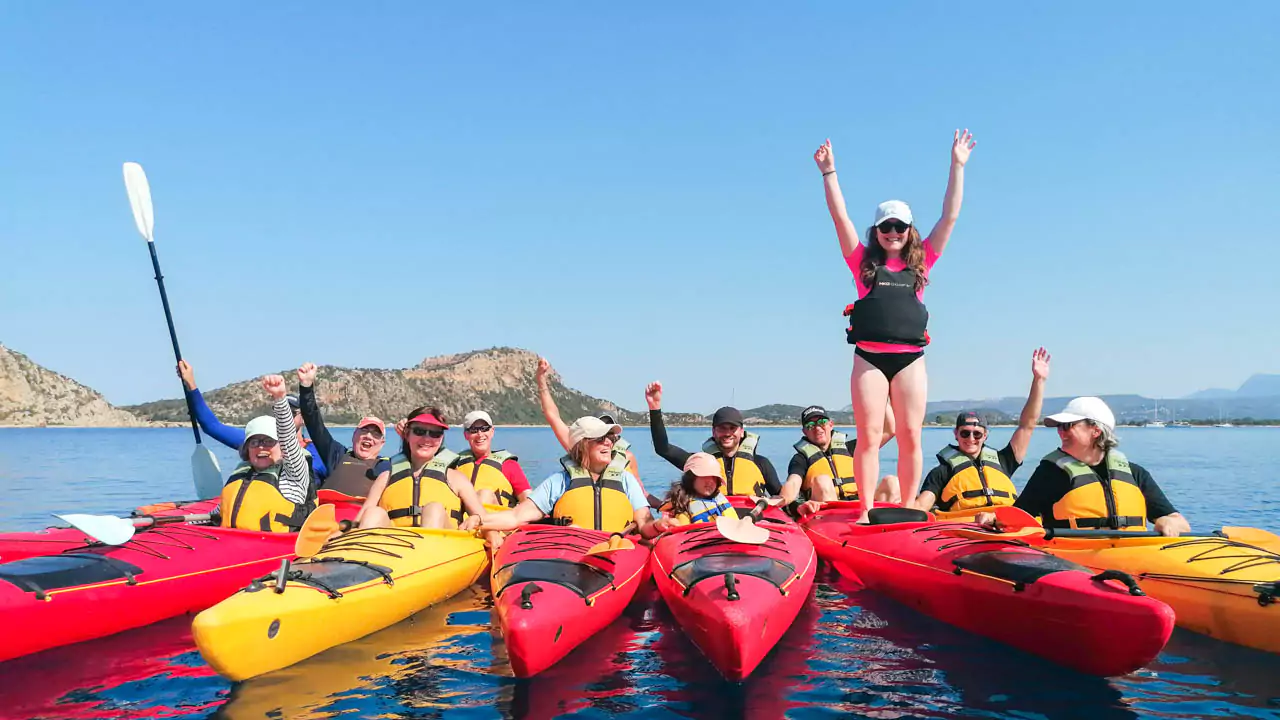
[529,469,650,516]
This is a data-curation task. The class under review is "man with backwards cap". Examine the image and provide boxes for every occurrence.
[452,410,532,508]
[911,348,1051,515]
[785,404,898,514]
[643,381,782,498]
[977,396,1190,537]
[295,362,391,499]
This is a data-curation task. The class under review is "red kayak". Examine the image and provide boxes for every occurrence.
[802,503,1175,676]
[650,499,816,680]
[492,524,651,677]
[0,498,221,563]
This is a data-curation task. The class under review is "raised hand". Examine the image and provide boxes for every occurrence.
[1031,347,1051,381]
[536,357,551,386]
[297,362,318,388]
[262,374,287,400]
[952,129,976,166]
[644,381,663,410]
[176,360,196,390]
[813,139,836,174]
[394,418,407,438]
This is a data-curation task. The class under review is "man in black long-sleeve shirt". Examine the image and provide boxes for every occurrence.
[296,362,392,498]
[644,381,782,498]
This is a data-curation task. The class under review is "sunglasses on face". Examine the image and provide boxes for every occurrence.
[591,433,619,446]
[247,437,277,448]
[877,220,910,234]
[803,418,831,430]
[465,424,493,434]
[959,429,985,440]
[410,426,445,439]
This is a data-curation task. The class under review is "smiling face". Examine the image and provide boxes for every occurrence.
[406,422,445,463]
[955,425,986,456]
[246,435,281,470]
[582,433,617,471]
[712,422,743,451]
[874,220,911,256]
[464,422,493,456]
[1057,420,1100,456]
[350,425,385,461]
[802,417,832,449]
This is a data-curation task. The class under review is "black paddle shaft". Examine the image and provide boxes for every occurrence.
[146,242,203,445]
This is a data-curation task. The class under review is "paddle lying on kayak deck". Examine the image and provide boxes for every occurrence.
[54,511,216,546]
[715,499,772,545]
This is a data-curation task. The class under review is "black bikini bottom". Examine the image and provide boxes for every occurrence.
[856,348,924,382]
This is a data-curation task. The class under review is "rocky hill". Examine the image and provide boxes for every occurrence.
[125,347,709,426]
[0,344,150,427]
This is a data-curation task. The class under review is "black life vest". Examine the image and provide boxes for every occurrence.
[846,265,929,346]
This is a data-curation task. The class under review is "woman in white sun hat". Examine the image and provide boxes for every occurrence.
[813,130,975,523]
[977,396,1190,537]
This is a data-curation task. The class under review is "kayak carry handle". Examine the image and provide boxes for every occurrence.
[1255,582,1277,607]
[521,583,543,609]
[274,559,291,594]
[724,572,740,601]
[1091,569,1144,596]
[338,519,353,533]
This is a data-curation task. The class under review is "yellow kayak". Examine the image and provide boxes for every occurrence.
[1037,530,1280,653]
[192,526,489,681]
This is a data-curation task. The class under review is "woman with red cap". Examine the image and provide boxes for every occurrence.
[356,405,488,530]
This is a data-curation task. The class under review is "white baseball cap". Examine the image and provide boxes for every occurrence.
[1044,397,1116,433]
[462,410,494,429]
[240,415,279,460]
[874,200,914,227]
[568,416,622,447]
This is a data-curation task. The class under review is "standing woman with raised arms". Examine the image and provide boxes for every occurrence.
[813,130,975,523]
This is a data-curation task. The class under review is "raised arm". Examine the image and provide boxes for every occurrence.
[264,374,311,504]
[177,360,245,451]
[926,129,976,257]
[645,381,691,470]
[297,362,341,465]
[536,357,573,451]
[814,139,861,258]
[1009,348,1050,464]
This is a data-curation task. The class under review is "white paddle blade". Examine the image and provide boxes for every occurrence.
[191,445,224,501]
[715,516,770,545]
[55,513,136,546]
[122,162,155,242]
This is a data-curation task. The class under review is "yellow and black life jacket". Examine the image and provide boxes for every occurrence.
[1046,449,1148,531]
[934,445,1018,512]
[220,462,312,533]
[793,432,858,499]
[379,449,461,528]
[551,455,634,532]
[609,438,641,480]
[682,493,738,524]
[321,451,390,498]
[701,433,769,497]
[453,449,519,508]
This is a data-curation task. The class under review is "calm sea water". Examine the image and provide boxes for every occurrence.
[1,426,1278,719]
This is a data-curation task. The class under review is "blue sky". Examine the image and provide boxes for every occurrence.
[2,3,1277,414]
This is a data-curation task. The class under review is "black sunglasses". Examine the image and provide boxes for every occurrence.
[465,424,493,434]
[877,220,910,234]
[959,429,985,439]
[410,426,445,439]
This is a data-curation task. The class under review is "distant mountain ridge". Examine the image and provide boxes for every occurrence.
[125,347,707,427]
[0,344,150,427]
